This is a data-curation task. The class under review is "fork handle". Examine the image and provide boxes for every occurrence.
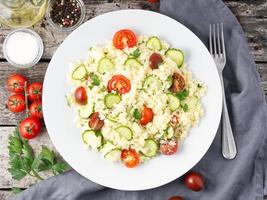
[220,78,237,159]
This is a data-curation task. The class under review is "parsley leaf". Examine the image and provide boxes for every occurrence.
[175,90,189,101]
[8,128,69,181]
[133,108,141,119]
[182,104,189,112]
[130,48,141,58]
[90,73,100,86]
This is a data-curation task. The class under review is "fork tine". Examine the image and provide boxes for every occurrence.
[209,24,213,55]
[221,23,226,59]
[217,24,221,57]
[213,24,217,56]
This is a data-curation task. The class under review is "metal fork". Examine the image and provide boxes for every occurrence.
[209,23,237,159]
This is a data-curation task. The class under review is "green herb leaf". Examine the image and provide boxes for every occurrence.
[52,162,69,175]
[8,166,27,180]
[182,104,189,112]
[90,73,100,86]
[175,90,189,101]
[130,48,141,58]
[11,187,24,194]
[133,108,141,119]
[40,146,55,166]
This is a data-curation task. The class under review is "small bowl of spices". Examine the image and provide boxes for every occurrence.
[46,0,86,31]
[3,29,44,68]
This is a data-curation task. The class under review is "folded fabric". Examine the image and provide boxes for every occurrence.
[14,0,267,199]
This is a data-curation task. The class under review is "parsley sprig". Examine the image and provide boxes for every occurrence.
[130,48,141,58]
[8,129,69,181]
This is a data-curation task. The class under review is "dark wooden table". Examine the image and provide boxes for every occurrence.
[0,1,266,199]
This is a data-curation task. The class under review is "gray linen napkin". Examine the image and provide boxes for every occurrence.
[14,0,267,199]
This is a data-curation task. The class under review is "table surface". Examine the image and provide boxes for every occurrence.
[0,0,266,199]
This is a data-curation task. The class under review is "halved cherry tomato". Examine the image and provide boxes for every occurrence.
[19,117,42,139]
[74,86,87,105]
[160,138,178,155]
[169,196,184,200]
[107,75,131,94]
[6,94,26,113]
[149,53,163,69]
[184,171,204,192]
[113,29,137,50]
[88,112,104,131]
[27,82,43,102]
[29,101,43,119]
[140,107,154,125]
[7,74,27,93]
[170,73,185,93]
[121,149,140,168]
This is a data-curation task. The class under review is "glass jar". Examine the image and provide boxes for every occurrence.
[0,0,48,28]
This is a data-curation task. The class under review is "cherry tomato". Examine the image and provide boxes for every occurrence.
[169,196,184,200]
[170,73,185,93]
[19,117,42,139]
[148,0,158,2]
[149,53,163,69]
[88,112,104,131]
[27,82,43,102]
[184,171,204,192]
[121,149,140,168]
[29,101,43,119]
[74,86,87,105]
[6,94,26,113]
[113,29,137,50]
[7,74,27,93]
[107,75,131,94]
[160,138,178,155]
[140,107,154,125]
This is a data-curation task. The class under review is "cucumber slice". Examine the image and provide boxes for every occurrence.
[167,93,180,111]
[165,126,174,139]
[72,64,87,80]
[97,58,114,74]
[115,126,132,140]
[141,139,158,157]
[181,96,198,110]
[82,130,102,150]
[124,58,142,70]
[104,148,121,162]
[104,93,121,108]
[166,48,184,67]
[78,104,93,119]
[143,75,163,91]
[146,36,162,51]
[101,141,116,155]
[106,115,118,123]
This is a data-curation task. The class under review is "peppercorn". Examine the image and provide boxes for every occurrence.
[50,0,82,28]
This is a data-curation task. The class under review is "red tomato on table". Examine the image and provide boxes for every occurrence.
[29,101,43,119]
[27,82,43,102]
[107,75,131,95]
[184,171,204,192]
[19,117,42,139]
[7,74,27,93]
[6,94,26,113]
[168,196,184,200]
[121,149,140,168]
[113,29,137,50]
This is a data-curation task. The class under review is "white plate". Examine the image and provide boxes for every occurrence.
[43,10,222,191]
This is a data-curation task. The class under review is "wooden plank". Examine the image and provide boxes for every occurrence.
[0,61,266,125]
[225,0,267,17]
[0,1,267,61]
[0,190,13,200]
[0,127,56,189]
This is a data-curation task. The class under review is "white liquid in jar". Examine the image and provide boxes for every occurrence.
[5,31,40,66]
